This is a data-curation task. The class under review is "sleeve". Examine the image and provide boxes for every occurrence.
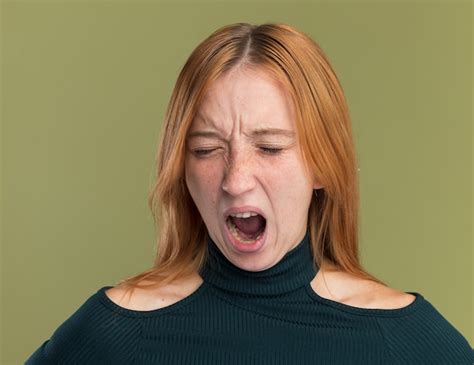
[24,288,142,365]
[376,298,473,365]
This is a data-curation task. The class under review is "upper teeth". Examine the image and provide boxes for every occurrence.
[230,212,259,218]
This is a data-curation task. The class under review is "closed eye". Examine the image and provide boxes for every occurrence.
[260,147,283,155]
[193,148,217,156]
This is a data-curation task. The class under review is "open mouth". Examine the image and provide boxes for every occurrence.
[225,213,267,244]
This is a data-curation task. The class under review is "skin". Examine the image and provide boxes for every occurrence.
[184,66,323,271]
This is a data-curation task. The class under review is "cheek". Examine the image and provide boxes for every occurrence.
[266,157,313,214]
[185,159,221,205]
[265,155,310,185]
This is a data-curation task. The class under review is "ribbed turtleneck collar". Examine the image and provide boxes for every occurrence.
[199,230,318,296]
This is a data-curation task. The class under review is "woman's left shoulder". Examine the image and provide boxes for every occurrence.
[373,287,474,364]
[310,267,416,310]
[311,269,473,362]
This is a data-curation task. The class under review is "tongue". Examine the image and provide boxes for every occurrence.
[231,215,266,240]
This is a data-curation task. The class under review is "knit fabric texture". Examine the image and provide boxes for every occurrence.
[25,231,473,364]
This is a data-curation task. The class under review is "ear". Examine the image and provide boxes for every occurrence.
[307,168,323,190]
[313,181,324,190]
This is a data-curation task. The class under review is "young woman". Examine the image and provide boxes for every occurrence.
[26,22,473,364]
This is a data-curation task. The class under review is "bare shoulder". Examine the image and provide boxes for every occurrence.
[310,265,416,310]
[105,273,204,311]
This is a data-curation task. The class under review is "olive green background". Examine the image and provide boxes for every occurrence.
[1,0,472,363]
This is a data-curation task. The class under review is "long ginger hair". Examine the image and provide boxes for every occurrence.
[115,22,386,298]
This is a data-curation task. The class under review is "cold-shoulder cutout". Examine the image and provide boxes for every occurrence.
[308,267,421,315]
[103,274,206,314]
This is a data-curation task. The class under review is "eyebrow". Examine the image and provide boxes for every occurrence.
[187,128,296,140]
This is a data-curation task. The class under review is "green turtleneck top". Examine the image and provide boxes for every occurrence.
[25,232,473,364]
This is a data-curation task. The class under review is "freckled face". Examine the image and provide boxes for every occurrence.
[184,67,321,271]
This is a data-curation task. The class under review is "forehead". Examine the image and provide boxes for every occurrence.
[192,68,296,131]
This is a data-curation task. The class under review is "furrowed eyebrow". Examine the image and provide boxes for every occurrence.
[187,130,226,141]
[187,128,296,140]
[251,128,296,139]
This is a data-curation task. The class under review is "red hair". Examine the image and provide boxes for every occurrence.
[116,22,386,297]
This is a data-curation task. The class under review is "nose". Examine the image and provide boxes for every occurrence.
[221,149,256,196]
